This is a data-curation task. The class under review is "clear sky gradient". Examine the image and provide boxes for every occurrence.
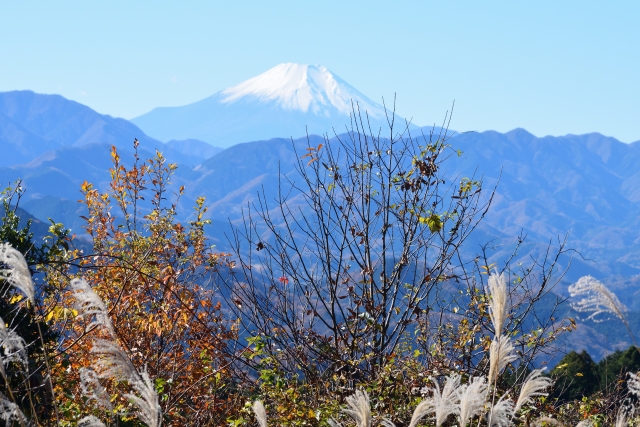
[1,1,638,141]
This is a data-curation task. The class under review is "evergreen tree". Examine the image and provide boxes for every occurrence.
[597,346,640,391]
[551,350,599,401]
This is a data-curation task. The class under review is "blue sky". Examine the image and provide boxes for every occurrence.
[1,1,639,141]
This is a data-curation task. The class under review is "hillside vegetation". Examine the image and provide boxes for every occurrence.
[2,114,640,426]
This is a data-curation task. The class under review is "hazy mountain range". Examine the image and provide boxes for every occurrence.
[2,64,640,359]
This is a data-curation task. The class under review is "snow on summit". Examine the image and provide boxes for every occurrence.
[132,63,402,147]
[220,63,386,118]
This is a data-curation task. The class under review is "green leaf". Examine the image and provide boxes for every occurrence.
[419,214,442,233]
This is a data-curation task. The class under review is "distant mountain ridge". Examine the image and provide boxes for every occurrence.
[0,90,221,167]
[132,63,409,147]
[5,89,640,287]
[3,88,640,359]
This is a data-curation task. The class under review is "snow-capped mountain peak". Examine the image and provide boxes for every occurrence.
[220,63,385,118]
[132,63,402,147]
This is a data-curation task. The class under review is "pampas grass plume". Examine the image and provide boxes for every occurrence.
[488,335,517,386]
[124,369,162,427]
[568,276,627,321]
[79,367,113,411]
[488,272,509,335]
[409,374,461,427]
[514,368,553,413]
[0,391,28,425]
[252,400,267,427]
[628,372,640,398]
[70,278,115,336]
[342,389,371,427]
[458,376,488,426]
[615,405,632,427]
[91,338,138,382]
[487,395,514,427]
[0,243,34,304]
[0,315,27,378]
[90,340,162,426]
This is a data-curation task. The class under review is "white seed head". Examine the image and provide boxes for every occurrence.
[70,278,115,336]
[488,272,509,336]
[0,315,28,378]
[410,374,461,427]
[615,405,633,427]
[458,376,488,426]
[628,372,640,398]
[0,243,35,304]
[0,391,28,425]
[91,339,138,382]
[252,401,267,427]
[487,395,514,427]
[568,276,627,322]
[342,389,371,427]
[514,369,553,413]
[124,368,162,427]
[488,335,517,386]
[80,367,113,411]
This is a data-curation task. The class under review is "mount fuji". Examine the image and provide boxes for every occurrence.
[132,63,407,148]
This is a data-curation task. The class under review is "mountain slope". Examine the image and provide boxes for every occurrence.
[0,111,61,166]
[132,63,406,147]
[0,91,163,156]
[0,90,225,168]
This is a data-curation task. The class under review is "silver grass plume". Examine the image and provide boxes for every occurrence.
[458,376,488,426]
[91,340,162,427]
[568,276,627,322]
[0,391,28,425]
[615,405,633,427]
[531,417,564,426]
[252,401,267,427]
[488,335,517,386]
[70,278,115,336]
[91,339,138,382]
[80,367,113,411]
[341,389,371,427]
[123,368,162,427]
[0,243,34,304]
[487,395,514,427]
[488,271,509,336]
[409,374,461,427]
[514,368,553,413]
[0,315,27,379]
[628,372,640,397]
[78,415,107,427]
[575,420,595,427]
